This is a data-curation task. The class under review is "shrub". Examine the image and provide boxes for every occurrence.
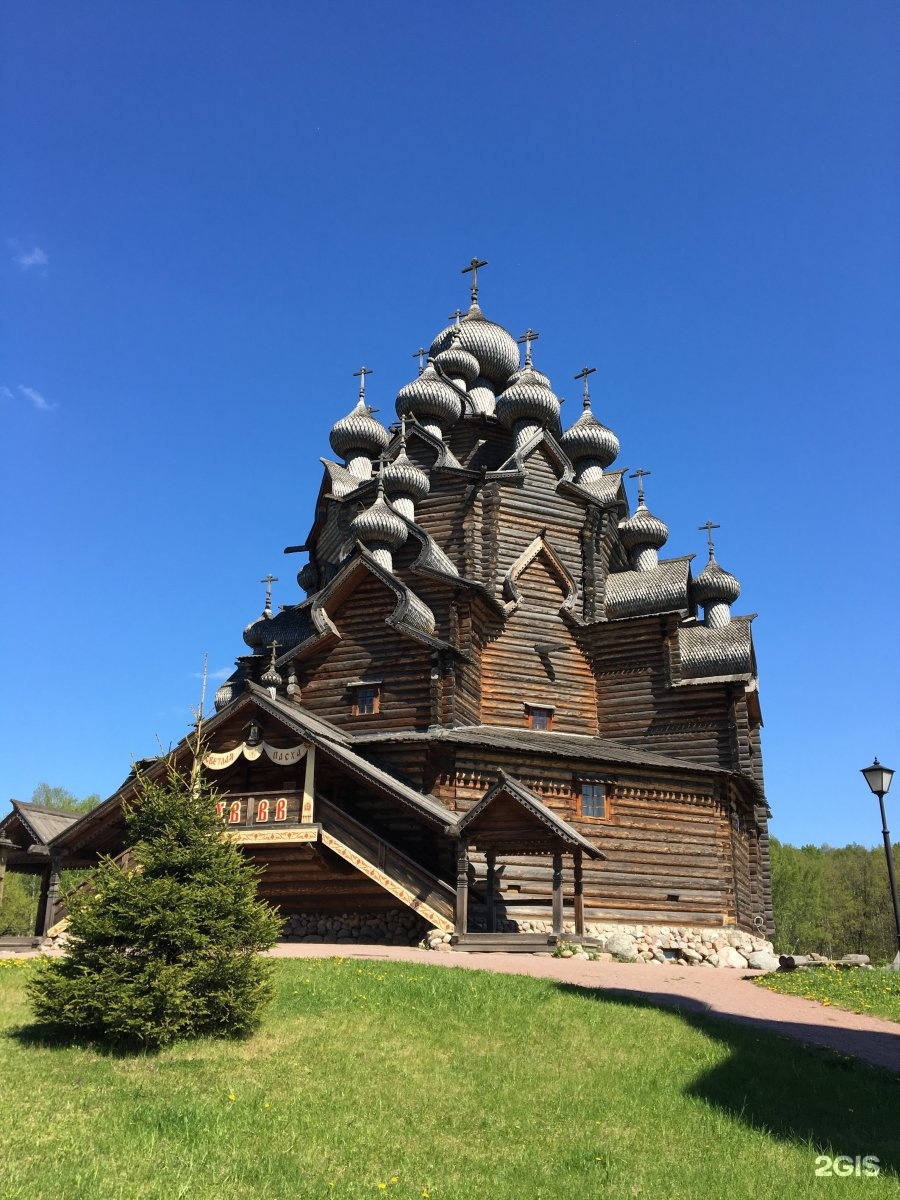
[27,757,283,1048]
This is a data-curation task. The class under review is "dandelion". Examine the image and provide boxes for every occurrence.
[228,1092,236,1102]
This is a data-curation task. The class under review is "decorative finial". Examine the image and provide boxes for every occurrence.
[412,348,426,376]
[353,365,374,402]
[574,366,596,408]
[447,309,464,326]
[260,573,278,612]
[629,469,652,507]
[461,257,488,304]
[517,328,540,367]
[400,414,407,446]
[698,520,721,560]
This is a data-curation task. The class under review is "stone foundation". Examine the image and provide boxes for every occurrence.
[427,921,779,969]
[280,908,430,947]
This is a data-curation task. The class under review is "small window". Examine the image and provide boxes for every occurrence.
[580,782,607,820]
[352,684,380,716]
[526,705,554,731]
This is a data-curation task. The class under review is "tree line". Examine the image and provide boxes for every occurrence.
[770,837,899,963]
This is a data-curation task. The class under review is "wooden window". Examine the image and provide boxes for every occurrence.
[352,684,380,716]
[579,782,607,820]
[526,705,554,731]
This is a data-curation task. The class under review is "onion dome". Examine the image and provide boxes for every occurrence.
[429,303,520,388]
[619,504,669,552]
[434,331,480,387]
[261,646,283,692]
[214,670,243,711]
[269,605,310,649]
[693,557,741,606]
[243,608,273,649]
[495,366,561,436]
[560,402,620,470]
[329,398,390,464]
[395,361,462,434]
[382,447,429,504]
[349,477,408,555]
[297,561,319,595]
[467,376,496,415]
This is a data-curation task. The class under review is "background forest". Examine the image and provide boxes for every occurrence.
[2,788,898,962]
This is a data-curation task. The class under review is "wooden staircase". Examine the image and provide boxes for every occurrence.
[451,933,557,953]
[315,795,457,932]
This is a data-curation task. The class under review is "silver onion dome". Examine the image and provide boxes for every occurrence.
[693,558,741,606]
[329,398,390,461]
[429,303,520,388]
[243,609,273,649]
[261,658,283,691]
[349,480,408,552]
[434,333,480,386]
[214,671,243,711]
[560,403,620,469]
[395,361,462,433]
[506,363,551,390]
[495,366,561,433]
[619,504,669,552]
[382,448,429,503]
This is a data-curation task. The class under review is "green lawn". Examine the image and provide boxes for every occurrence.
[753,965,900,1023]
[1,956,898,1199]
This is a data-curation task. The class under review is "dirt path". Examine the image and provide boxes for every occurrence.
[268,942,900,1073]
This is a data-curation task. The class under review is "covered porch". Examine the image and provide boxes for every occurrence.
[451,771,605,946]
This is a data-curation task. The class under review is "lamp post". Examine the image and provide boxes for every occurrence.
[860,758,900,970]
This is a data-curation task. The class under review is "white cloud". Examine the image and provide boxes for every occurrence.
[8,240,48,270]
[18,385,57,412]
[193,666,231,681]
[0,386,13,402]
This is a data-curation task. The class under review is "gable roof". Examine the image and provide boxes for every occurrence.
[1,801,80,846]
[455,771,604,858]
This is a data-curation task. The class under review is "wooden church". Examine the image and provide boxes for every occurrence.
[1,263,773,949]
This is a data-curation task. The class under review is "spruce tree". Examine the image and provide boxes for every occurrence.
[28,756,283,1048]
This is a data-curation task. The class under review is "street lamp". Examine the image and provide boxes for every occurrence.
[860,758,900,970]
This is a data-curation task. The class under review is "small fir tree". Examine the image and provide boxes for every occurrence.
[27,756,283,1048]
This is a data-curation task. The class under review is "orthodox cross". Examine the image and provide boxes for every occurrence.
[268,641,281,666]
[698,520,721,559]
[260,574,278,612]
[461,257,488,304]
[447,308,464,326]
[629,468,651,506]
[353,365,373,402]
[517,328,540,367]
[411,347,426,376]
[574,366,596,407]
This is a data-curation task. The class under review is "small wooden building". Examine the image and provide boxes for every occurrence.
[4,275,772,946]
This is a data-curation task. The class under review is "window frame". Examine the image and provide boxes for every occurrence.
[575,777,612,822]
[524,703,555,731]
[347,679,382,717]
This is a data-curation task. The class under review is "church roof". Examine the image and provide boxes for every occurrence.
[0,801,80,846]
[353,724,724,776]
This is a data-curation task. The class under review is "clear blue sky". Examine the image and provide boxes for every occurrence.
[2,2,898,847]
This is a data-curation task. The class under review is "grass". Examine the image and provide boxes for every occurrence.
[753,965,900,1023]
[0,956,898,1199]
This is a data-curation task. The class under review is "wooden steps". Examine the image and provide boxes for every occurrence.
[451,933,556,953]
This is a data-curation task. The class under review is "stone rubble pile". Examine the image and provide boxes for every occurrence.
[281,909,429,946]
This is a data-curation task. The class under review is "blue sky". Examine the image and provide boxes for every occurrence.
[2,2,898,846]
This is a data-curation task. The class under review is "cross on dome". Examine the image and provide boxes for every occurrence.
[461,257,488,304]
[698,520,721,559]
[574,366,596,407]
[411,348,426,376]
[629,469,652,506]
[517,328,541,367]
[353,366,374,402]
[259,574,278,611]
